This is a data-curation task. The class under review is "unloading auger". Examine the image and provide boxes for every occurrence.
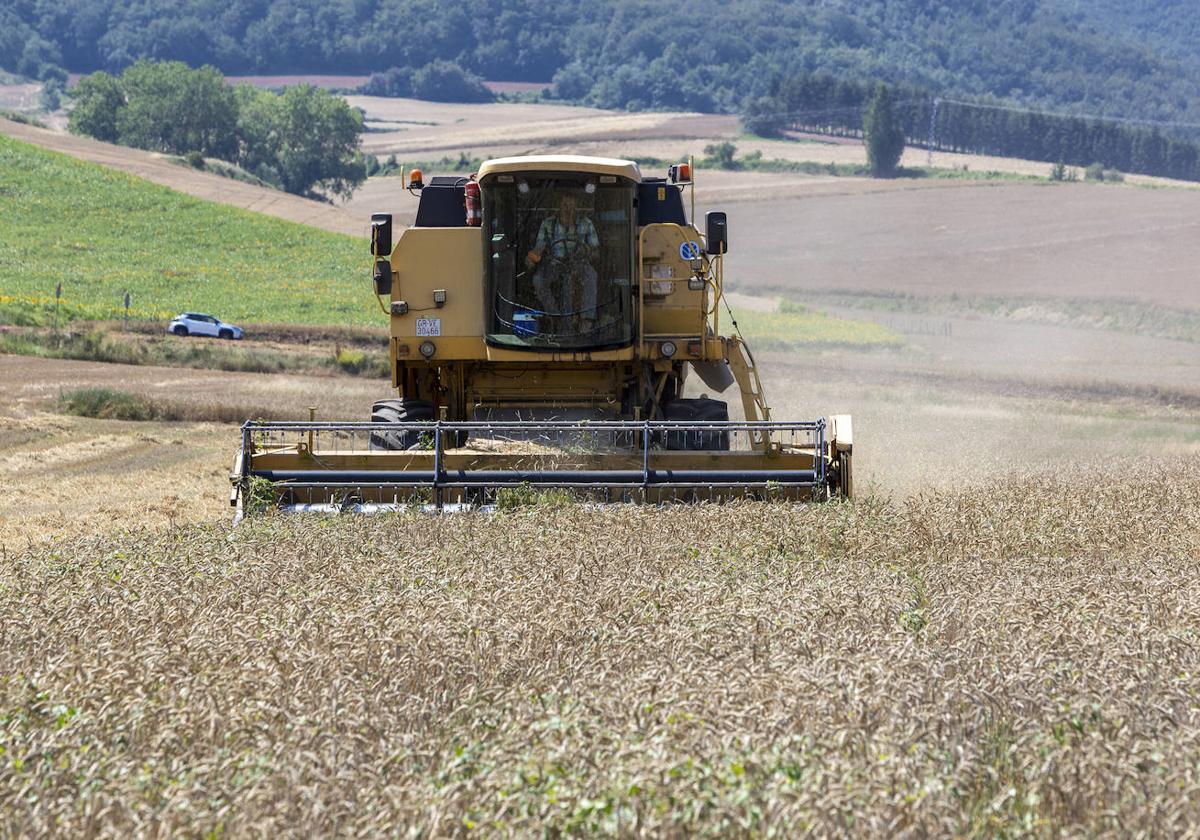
[231,155,852,514]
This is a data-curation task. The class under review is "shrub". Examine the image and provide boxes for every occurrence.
[741,96,785,138]
[39,78,63,111]
[703,142,738,169]
[550,62,592,101]
[335,347,367,373]
[411,60,494,103]
[57,387,159,421]
[335,347,389,377]
[0,109,46,128]
[361,66,414,98]
[1085,162,1106,181]
[495,483,576,511]
[184,150,206,169]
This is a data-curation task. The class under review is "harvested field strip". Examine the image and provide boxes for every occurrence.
[1,461,1198,835]
[0,329,390,379]
[806,290,1200,344]
[55,386,293,424]
[778,356,1200,412]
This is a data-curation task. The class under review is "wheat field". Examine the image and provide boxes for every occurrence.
[2,460,1198,836]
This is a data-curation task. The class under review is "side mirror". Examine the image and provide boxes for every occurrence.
[705,211,728,255]
[370,212,392,257]
[373,260,392,296]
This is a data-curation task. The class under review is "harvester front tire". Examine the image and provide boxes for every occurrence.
[661,397,730,450]
[369,399,435,450]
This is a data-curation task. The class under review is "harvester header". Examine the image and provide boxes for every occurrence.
[232,154,852,513]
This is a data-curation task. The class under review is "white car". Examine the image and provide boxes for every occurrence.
[168,312,244,340]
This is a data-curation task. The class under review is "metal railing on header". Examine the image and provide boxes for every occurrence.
[237,418,827,509]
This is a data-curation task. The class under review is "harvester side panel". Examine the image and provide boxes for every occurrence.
[389,227,483,357]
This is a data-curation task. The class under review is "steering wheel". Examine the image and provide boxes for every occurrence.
[543,237,594,268]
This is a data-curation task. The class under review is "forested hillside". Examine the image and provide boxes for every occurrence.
[3,0,1200,126]
[1055,0,1200,70]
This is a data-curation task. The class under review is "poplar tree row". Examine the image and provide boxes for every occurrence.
[743,74,1200,182]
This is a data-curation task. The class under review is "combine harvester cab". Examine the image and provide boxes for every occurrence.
[231,155,852,514]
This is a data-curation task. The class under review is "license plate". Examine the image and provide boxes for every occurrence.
[416,318,441,336]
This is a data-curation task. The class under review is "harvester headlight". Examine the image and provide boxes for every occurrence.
[660,340,677,358]
[419,340,437,358]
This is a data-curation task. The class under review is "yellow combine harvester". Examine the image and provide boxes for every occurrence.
[231,155,852,514]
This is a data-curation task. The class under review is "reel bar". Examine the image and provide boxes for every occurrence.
[234,417,831,513]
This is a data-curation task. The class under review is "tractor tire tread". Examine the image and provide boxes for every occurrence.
[369,399,435,451]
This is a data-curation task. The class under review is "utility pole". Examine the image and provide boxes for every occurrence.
[53,282,62,335]
[123,290,131,330]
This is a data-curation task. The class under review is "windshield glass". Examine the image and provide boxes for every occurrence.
[484,174,634,350]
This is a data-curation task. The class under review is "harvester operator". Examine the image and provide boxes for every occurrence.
[525,194,599,332]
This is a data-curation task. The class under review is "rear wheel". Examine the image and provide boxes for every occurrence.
[660,397,730,450]
[173,324,188,336]
[369,399,435,450]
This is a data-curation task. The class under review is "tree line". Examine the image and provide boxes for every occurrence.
[4,0,1200,130]
[70,61,367,198]
[744,73,1200,182]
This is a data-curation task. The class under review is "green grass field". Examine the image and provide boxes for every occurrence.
[0,135,368,327]
[735,301,903,349]
[0,135,895,347]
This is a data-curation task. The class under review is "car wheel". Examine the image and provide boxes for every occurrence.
[173,325,188,336]
[219,328,234,340]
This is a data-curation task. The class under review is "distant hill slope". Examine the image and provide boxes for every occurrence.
[5,1,1200,126]
[0,133,369,327]
[0,118,362,236]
